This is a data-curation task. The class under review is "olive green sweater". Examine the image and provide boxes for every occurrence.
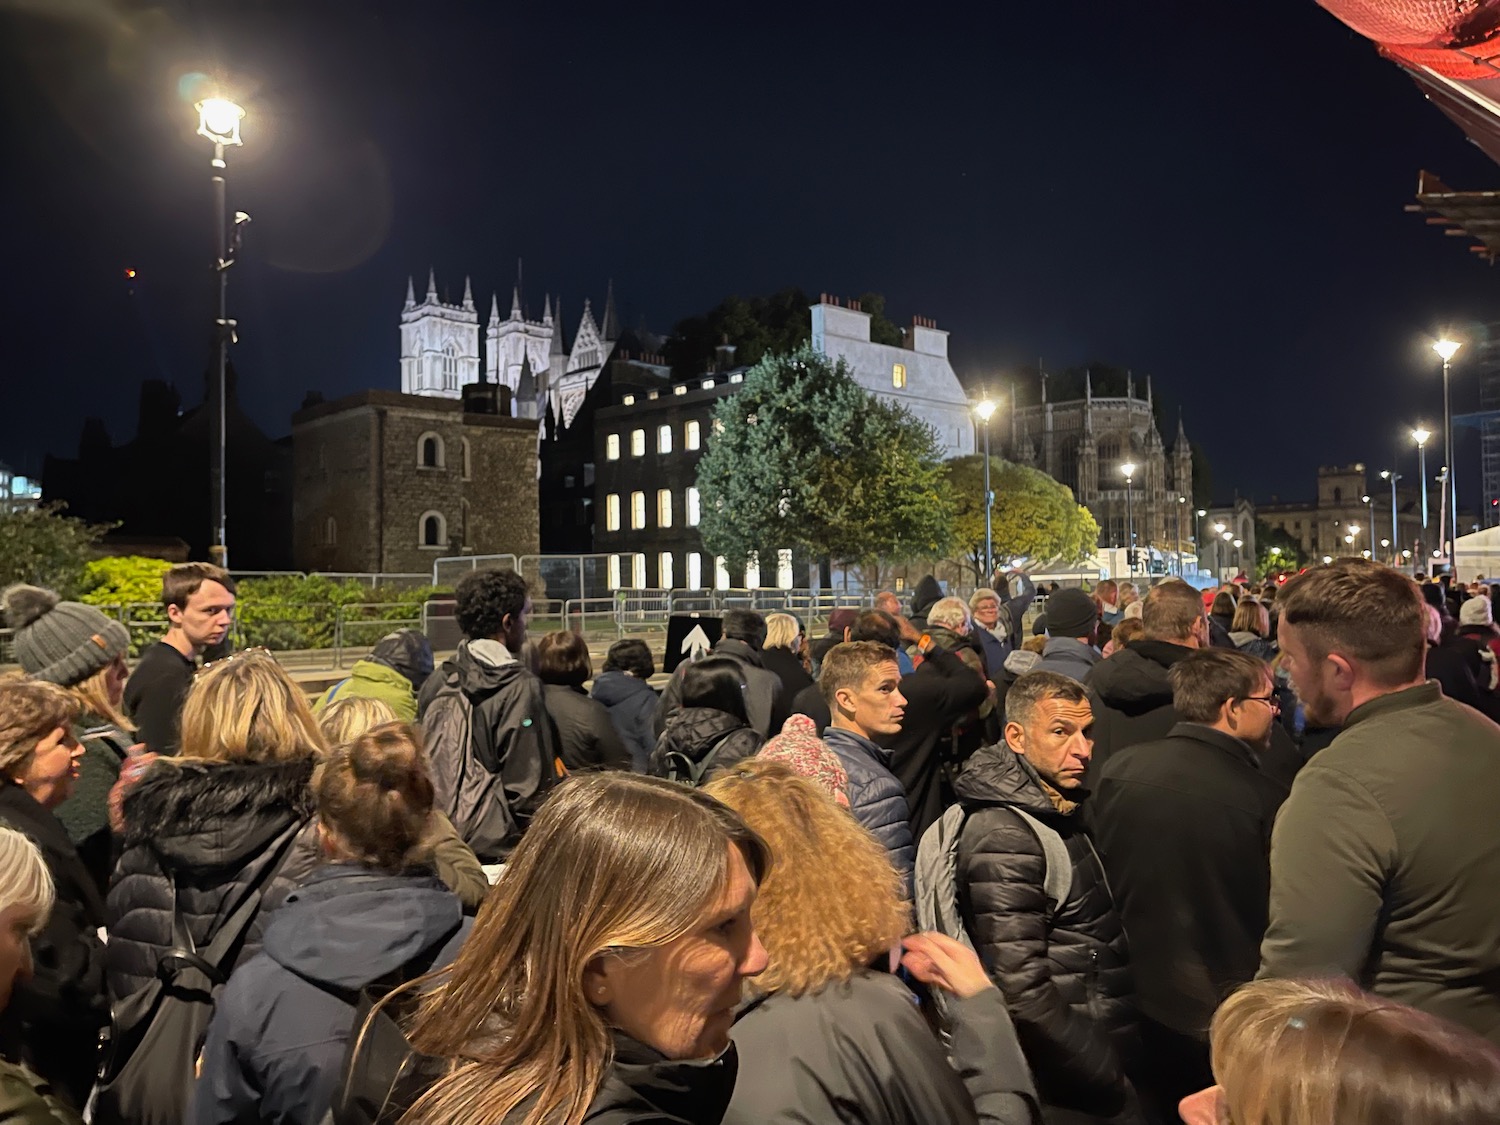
[1260,681,1500,1042]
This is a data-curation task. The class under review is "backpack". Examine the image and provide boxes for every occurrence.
[659,726,742,787]
[90,865,281,1125]
[914,801,1072,1026]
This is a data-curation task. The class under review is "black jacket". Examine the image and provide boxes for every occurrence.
[759,646,814,706]
[954,746,1134,1119]
[589,671,659,772]
[908,575,945,633]
[122,640,195,756]
[727,972,1039,1125]
[890,648,991,841]
[1083,639,1192,788]
[106,757,322,1004]
[190,865,470,1125]
[504,1033,737,1124]
[0,782,108,1109]
[648,707,763,782]
[542,684,631,772]
[417,642,558,862]
[1092,723,1289,1038]
[654,639,786,740]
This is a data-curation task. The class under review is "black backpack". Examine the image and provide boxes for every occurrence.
[660,727,742,787]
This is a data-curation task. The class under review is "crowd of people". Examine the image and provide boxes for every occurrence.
[1,557,1500,1123]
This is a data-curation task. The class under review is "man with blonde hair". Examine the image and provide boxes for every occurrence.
[1259,558,1500,1043]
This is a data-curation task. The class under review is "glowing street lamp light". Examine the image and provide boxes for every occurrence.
[196,97,245,146]
[972,395,998,581]
[1412,425,1431,557]
[1433,339,1462,571]
[1121,461,1137,579]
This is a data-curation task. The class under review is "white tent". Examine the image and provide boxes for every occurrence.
[1454,526,1500,580]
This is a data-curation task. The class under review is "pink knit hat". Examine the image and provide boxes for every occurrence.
[758,714,849,804]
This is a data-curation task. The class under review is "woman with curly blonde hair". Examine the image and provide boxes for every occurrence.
[704,759,1039,1124]
[1180,977,1500,1125]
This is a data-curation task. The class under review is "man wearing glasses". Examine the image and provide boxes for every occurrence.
[1090,648,1291,1121]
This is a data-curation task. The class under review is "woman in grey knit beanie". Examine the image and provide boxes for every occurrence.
[2,584,136,895]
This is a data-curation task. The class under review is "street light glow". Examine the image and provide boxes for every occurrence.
[1120,461,1137,479]
[1214,522,1226,534]
[196,97,245,146]
[1434,338,1462,363]
[1381,538,1390,548]
[1196,509,1207,517]
[973,398,997,422]
[1413,427,1431,446]
[1323,555,1333,564]
[1221,531,1233,541]
[1233,538,1243,549]
[1270,547,1282,556]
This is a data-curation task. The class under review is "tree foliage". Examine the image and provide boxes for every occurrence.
[944,456,1101,583]
[0,504,110,599]
[695,345,954,574]
[1254,521,1305,578]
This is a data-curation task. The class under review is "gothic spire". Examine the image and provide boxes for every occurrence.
[542,294,553,324]
[1040,369,1048,405]
[462,276,474,311]
[551,296,567,355]
[510,284,522,319]
[425,268,437,302]
[1126,370,1134,400]
[1083,369,1094,433]
[489,291,500,324]
[405,276,415,308]
[1175,408,1189,451]
[1146,373,1154,410]
[601,279,620,341]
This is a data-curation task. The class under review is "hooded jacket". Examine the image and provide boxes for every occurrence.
[106,757,323,1004]
[822,727,914,892]
[648,707,762,782]
[543,684,631,772]
[726,972,1039,1125]
[189,865,470,1125]
[1036,638,1100,684]
[888,648,991,842]
[590,670,659,772]
[417,640,558,862]
[653,639,786,739]
[1083,639,1194,786]
[313,658,419,721]
[953,746,1134,1119]
[908,575,946,633]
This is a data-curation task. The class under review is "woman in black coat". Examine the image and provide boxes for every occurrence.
[759,614,814,704]
[0,679,108,1111]
[536,631,630,772]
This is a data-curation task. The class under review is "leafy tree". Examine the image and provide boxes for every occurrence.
[944,456,1101,583]
[664,288,812,380]
[1254,521,1305,578]
[0,504,110,598]
[855,292,903,346]
[695,345,954,576]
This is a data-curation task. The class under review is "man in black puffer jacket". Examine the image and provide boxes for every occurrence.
[954,671,1138,1124]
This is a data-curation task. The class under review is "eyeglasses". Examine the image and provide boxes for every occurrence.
[1241,693,1280,713]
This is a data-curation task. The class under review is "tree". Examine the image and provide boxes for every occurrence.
[663,288,812,380]
[695,345,954,577]
[944,456,1101,583]
[1254,521,1305,578]
[0,504,110,598]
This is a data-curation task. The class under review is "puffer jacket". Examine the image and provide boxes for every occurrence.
[542,684,631,772]
[106,757,322,1004]
[653,639,787,740]
[822,726,914,893]
[954,745,1135,1120]
[589,670,659,771]
[648,707,762,783]
[190,865,470,1125]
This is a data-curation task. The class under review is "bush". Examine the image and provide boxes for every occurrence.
[234,576,442,651]
[77,556,172,656]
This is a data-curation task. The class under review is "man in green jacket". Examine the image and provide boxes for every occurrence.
[1260,557,1500,1043]
[313,629,434,722]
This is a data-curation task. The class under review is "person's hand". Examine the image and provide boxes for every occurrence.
[900,932,995,1000]
[895,613,921,643]
[108,746,158,834]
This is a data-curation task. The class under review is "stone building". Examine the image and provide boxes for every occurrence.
[1258,464,1428,565]
[291,388,539,575]
[1003,372,1194,554]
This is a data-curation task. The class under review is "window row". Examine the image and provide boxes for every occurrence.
[604,487,700,531]
[605,421,703,460]
[604,549,796,590]
[417,433,472,479]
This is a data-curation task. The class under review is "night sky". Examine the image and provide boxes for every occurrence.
[5,1,1500,507]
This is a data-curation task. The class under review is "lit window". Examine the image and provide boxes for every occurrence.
[608,554,622,589]
[776,548,794,589]
[715,555,730,590]
[702,379,715,390]
[622,394,635,405]
[686,487,700,526]
[673,385,688,396]
[658,425,673,454]
[648,391,659,400]
[685,420,701,450]
[605,494,620,531]
[632,554,646,588]
[687,552,702,589]
[631,430,645,457]
[631,491,646,529]
[605,434,620,460]
[745,553,761,588]
[657,490,673,528]
[892,363,907,389]
[712,418,725,436]
[659,552,674,589]
[729,373,743,384]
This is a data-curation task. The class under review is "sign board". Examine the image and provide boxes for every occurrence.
[662,613,723,675]
[423,598,462,653]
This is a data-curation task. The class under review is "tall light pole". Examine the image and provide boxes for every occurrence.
[1213,520,1226,579]
[1413,426,1431,562]
[1121,461,1137,580]
[196,96,246,569]
[1196,509,1207,576]
[1379,472,1400,565]
[973,396,998,583]
[1434,339,1461,572]
[1176,495,1186,576]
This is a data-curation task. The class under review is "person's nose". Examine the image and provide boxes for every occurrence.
[69,741,86,761]
[740,928,770,978]
[892,688,908,710]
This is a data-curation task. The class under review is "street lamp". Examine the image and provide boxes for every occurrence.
[1413,426,1431,559]
[1176,495,1187,576]
[196,95,246,569]
[1379,471,1400,564]
[973,396,998,582]
[1434,338,1461,571]
[1121,461,1137,579]
[1195,508,1206,575]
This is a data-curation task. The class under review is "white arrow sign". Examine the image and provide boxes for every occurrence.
[681,624,712,661]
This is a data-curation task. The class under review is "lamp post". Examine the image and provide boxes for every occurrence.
[1362,492,1375,555]
[1379,472,1400,565]
[196,96,246,569]
[1413,426,1430,562]
[1195,509,1206,576]
[973,396,997,582]
[1213,521,1226,579]
[1176,495,1186,576]
[1434,339,1461,572]
[1121,461,1137,580]
[1232,538,1243,574]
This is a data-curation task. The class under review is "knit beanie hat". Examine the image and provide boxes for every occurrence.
[1461,595,1494,627]
[759,714,848,802]
[2,584,130,686]
[1044,588,1099,640]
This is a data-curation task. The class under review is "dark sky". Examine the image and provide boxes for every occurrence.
[5,1,1500,507]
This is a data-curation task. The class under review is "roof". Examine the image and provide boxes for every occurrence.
[1406,170,1500,261]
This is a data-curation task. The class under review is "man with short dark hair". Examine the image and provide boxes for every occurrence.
[951,671,1136,1120]
[654,607,785,738]
[124,562,237,755]
[1259,558,1500,1043]
[819,640,914,888]
[417,568,556,862]
[1093,648,1290,1117]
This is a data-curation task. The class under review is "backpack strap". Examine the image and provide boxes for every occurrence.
[1010,808,1073,919]
[157,878,264,986]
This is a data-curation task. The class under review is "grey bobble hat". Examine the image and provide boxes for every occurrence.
[2,583,130,686]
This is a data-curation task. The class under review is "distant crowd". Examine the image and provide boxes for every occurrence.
[2,556,1500,1124]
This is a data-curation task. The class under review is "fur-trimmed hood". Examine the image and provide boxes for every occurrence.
[121,756,317,871]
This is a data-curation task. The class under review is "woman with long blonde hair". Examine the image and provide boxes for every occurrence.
[1180,978,1500,1125]
[704,758,1039,1124]
[403,772,770,1125]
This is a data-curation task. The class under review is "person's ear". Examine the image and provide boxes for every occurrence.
[1178,1086,1226,1125]
[583,955,614,1009]
[1004,720,1026,753]
[166,603,184,628]
[842,626,851,642]
[1327,652,1358,691]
